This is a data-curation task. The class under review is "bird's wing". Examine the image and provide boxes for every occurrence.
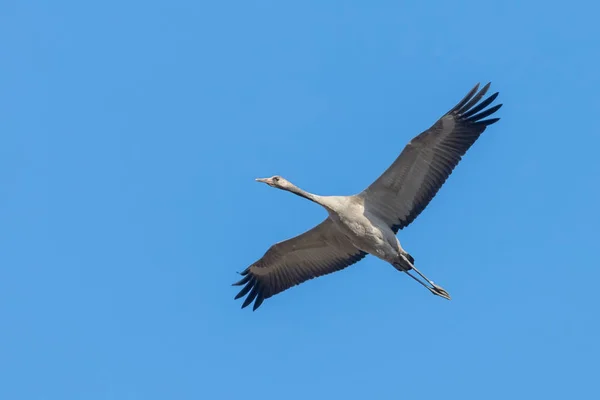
[233,218,367,311]
[360,82,502,233]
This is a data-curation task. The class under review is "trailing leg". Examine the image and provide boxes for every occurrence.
[393,254,451,300]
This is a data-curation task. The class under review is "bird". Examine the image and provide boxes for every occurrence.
[233,82,502,311]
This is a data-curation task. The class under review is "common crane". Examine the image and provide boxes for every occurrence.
[233,83,502,311]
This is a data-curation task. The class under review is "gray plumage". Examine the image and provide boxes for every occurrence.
[233,83,502,311]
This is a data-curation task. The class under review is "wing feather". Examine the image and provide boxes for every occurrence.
[232,218,367,311]
[361,83,502,233]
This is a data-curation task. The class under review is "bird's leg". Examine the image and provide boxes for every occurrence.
[395,255,451,300]
[408,265,451,300]
[403,270,437,292]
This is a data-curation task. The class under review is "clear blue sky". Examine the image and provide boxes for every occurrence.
[2,1,599,399]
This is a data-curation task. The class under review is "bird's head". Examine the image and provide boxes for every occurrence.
[255,175,293,190]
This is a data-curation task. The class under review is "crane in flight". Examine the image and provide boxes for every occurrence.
[233,83,502,311]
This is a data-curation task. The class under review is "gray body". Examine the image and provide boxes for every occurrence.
[321,196,405,265]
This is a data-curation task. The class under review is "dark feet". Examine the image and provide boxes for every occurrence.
[428,284,451,300]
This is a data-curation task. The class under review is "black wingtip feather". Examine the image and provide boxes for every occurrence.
[232,265,269,311]
[232,274,251,287]
[477,117,500,126]
[253,292,265,311]
[234,278,254,299]
[466,103,503,122]
[448,83,502,126]
[457,83,491,115]
[462,92,498,119]
[449,83,480,114]
[241,284,259,309]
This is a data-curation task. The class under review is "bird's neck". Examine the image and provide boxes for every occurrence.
[287,185,323,205]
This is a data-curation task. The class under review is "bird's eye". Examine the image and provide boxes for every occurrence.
[273,177,280,183]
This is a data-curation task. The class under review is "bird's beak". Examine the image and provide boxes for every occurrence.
[255,177,270,184]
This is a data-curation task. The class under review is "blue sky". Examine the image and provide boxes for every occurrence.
[2,1,599,399]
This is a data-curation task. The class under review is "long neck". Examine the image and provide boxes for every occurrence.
[285,184,323,205]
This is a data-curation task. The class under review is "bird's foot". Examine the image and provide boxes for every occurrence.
[429,283,451,300]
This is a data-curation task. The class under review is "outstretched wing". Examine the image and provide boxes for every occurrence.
[233,218,367,311]
[360,82,502,233]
